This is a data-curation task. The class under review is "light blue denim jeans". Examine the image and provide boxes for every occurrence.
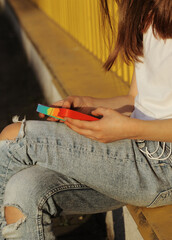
[1,120,172,239]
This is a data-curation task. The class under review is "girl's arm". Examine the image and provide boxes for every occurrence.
[93,70,137,115]
[64,73,172,143]
[55,71,137,113]
[40,71,137,120]
[65,105,172,143]
[129,118,172,142]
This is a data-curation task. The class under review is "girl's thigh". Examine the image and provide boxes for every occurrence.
[23,120,172,208]
[1,120,172,209]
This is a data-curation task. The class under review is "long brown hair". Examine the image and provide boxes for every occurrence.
[100,0,172,70]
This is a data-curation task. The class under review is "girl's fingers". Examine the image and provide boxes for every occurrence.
[91,107,107,117]
[39,113,45,118]
[65,121,95,139]
[65,118,97,130]
[47,117,64,123]
[51,99,72,109]
[47,117,58,122]
[50,100,64,107]
[62,100,72,108]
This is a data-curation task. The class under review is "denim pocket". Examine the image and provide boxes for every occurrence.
[147,188,172,208]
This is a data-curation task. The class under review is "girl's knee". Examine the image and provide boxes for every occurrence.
[0,123,22,141]
[5,206,26,225]
[2,205,26,239]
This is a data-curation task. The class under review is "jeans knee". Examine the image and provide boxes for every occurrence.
[4,169,34,203]
[4,167,42,212]
[0,123,22,141]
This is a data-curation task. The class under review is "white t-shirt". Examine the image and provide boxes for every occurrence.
[132,27,172,120]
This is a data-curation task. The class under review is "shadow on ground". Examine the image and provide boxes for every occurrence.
[0,12,45,131]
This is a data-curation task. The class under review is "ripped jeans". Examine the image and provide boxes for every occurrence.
[1,120,172,239]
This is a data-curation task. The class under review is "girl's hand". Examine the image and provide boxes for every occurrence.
[65,107,133,143]
[39,96,96,122]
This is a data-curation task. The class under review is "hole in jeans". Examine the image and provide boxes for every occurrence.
[0,123,22,141]
[2,206,27,239]
[5,206,26,225]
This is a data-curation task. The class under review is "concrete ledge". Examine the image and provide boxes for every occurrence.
[6,0,129,104]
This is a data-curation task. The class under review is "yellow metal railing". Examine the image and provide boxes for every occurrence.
[31,0,133,85]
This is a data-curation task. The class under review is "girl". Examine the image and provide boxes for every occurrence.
[0,0,172,239]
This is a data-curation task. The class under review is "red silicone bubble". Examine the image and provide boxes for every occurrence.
[58,108,99,121]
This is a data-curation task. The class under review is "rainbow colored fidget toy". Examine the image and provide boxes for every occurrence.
[37,104,99,121]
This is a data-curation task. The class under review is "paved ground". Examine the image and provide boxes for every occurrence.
[0,11,120,240]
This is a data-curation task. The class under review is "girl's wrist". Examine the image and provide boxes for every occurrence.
[125,117,143,140]
[85,96,100,108]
